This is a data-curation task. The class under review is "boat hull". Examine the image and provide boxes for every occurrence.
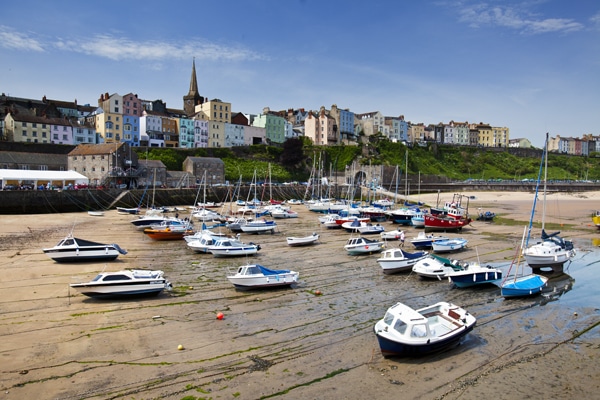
[448,268,502,288]
[374,324,474,357]
[227,273,299,289]
[501,275,548,297]
[424,215,471,232]
[70,282,168,298]
[44,248,121,263]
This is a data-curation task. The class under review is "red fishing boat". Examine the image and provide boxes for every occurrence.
[425,193,472,232]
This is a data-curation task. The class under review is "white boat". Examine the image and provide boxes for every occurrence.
[226,217,249,233]
[208,237,261,257]
[69,269,171,298]
[373,301,477,357]
[271,209,299,219]
[344,237,385,255]
[432,238,468,253]
[116,207,140,215]
[286,232,320,247]
[226,264,299,289]
[357,223,385,235]
[411,212,425,228]
[130,214,181,230]
[87,211,105,217]
[341,218,371,232]
[43,235,127,263]
[240,219,277,234]
[186,232,223,253]
[380,229,404,241]
[412,254,464,279]
[377,248,429,274]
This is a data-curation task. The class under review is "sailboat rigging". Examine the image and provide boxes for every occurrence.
[522,132,575,273]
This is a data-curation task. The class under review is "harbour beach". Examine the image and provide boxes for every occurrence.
[0,190,599,399]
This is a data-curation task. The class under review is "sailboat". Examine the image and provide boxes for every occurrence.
[501,227,548,298]
[240,170,278,234]
[522,133,575,273]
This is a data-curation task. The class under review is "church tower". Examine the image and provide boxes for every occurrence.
[183,58,204,116]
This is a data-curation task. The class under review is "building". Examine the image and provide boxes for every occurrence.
[182,156,225,186]
[68,143,139,188]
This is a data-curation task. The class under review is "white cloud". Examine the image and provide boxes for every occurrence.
[1,25,266,63]
[0,26,45,51]
[457,3,583,34]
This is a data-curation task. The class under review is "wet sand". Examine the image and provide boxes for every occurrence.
[0,191,599,399]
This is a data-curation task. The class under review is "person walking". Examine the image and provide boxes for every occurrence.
[400,230,405,247]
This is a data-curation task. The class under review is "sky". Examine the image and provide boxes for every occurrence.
[1,0,599,148]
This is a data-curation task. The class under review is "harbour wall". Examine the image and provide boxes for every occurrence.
[1,182,598,215]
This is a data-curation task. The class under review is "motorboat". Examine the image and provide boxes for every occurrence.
[357,223,385,235]
[386,207,418,225]
[446,262,503,288]
[432,238,468,253]
[410,232,449,249]
[411,212,425,228]
[207,237,261,257]
[226,264,299,289]
[240,219,277,234]
[412,254,464,279]
[522,230,575,273]
[226,217,249,233]
[377,248,429,274]
[130,212,181,230]
[271,209,298,219]
[43,234,127,263]
[286,232,320,247]
[380,229,404,241]
[344,237,385,255]
[186,231,226,253]
[87,211,105,217]
[116,207,140,215]
[69,269,172,299]
[373,301,477,357]
[143,224,193,240]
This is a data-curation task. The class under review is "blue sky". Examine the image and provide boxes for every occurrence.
[1,0,598,148]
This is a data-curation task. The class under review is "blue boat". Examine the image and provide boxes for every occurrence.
[447,263,502,288]
[501,274,549,297]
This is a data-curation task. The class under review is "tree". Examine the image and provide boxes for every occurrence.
[279,138,304,168]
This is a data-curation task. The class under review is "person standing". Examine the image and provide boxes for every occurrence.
[400,230,405,247]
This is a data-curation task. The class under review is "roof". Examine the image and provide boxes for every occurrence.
[68,143,123,156]
[0,169,89,183]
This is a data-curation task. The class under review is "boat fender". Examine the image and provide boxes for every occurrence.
[427,339,431,344]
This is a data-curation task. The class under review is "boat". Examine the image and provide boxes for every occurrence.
[87,210,105,217]
[186,231,223,253]
[130,211,181,230]
[476,208,496,221]
[226,264,299,289]
[208,237,261,257]
[386,207,418,225]
[357,223,385,235]
[412,254,465,279]
[425,193,472,232]
[592,211,600,229]
[501,227,549,297]
[376,248,429,274]
[446,262,503,288]
[143,222,193,240]
[344,237,385,255]
[286,232,320,247]
[271,208,299,219]
[239,219,277,234]
[226,217,249,233]
[410,232,449,249]
[432,238,468,253]
[69,269,172,298]
[116,207,140,215]
[373,301,477,357]
[411,211,425,228]
[43,234,127,263]
[522,133,576,273]
[380,229,404,241]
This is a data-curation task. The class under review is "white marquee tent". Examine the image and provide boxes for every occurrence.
[0,169,89,189]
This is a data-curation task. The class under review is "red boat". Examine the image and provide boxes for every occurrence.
[143,226,193,240]
[424,214,471,231]
[425,193,471,231]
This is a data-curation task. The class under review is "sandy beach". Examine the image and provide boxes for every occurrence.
[0,190,599,399]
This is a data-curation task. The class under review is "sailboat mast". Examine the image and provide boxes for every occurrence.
[541,133,549,231]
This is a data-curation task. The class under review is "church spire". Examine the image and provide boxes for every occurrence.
[184,58,204,116]
[188,57,199,97]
